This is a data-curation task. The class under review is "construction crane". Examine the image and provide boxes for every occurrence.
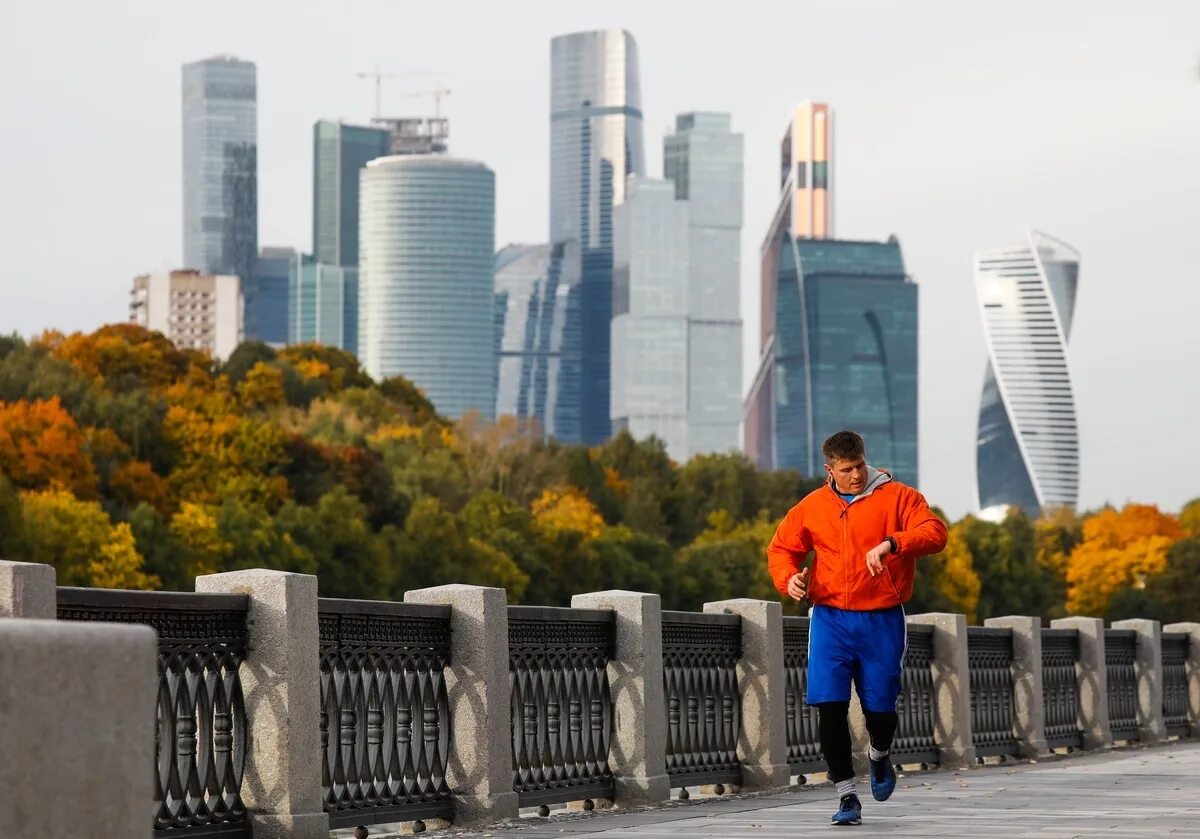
[355,66,400,119]
[396,82,452,119]
[355,69,448,119]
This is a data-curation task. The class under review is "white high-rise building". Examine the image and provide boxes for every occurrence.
[975,231,1081,518]
[129,270,242,360]
[611,113,744,461]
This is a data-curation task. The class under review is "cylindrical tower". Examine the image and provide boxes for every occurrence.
[359,155,497,420]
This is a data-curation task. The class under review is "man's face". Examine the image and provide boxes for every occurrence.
[826,456,867,495]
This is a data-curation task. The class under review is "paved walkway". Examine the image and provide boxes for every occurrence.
[445,741,1200,838]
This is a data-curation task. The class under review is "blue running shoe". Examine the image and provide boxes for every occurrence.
[831,793,862,826]
[869,755,897,801]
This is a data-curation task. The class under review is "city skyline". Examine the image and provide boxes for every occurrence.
[2,2,1198,517]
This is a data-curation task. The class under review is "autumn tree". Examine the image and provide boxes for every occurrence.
[1066,504,1183,617]
[0,397,99,497]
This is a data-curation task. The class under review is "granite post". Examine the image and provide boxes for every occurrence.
[703,598,790,789]
[985,616,1049,757]
[0,559,56,619]
[196,570,329,838]
[907,613,975,767]
[407,584,520,825]
[0,618,157,837]
[1112,618,1167,744]
[1164,622,1200,737]
[1050,617,1111,750]
[572,590,671,804]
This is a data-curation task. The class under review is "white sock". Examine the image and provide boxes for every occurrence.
[836,779,856,798]
[869,745,890,761]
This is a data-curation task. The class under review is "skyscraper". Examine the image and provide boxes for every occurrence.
[359,155,496,420]
[550,29,645,444]
[663,112,744,456]
[494,241,582,439]
[251,246,295,346]
[181,57,257,319]
[289,254,359,356]
[975,232,1081,518]
[745,104,917,483]
[312,120,391,267]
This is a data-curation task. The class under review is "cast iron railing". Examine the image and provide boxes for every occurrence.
[1162,631,1190,738]
[782,616,823,773]
[318,598,453,828]
[58,587,250,837]
[508,605,615,807]
[1105,628,1139,742]
[661,610,742,786]
[1041,628,1083,749]
[893,623,938,765]
[967,626,1018,757]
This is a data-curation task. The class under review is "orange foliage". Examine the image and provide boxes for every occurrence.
[0,397,98,497]
[44,324,194,390]
[1066,504,1183,616]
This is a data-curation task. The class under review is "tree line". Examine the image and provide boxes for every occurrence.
[1,325,1196,622]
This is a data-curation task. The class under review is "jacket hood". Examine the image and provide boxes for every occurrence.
[829,465,892,503]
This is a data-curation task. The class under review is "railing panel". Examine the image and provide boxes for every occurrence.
[661,610,742,787]
[967,626,1018,757]
[1162,632,1190,738]
[508,605,615,807]
[57,587,250,837]
[894,623,938,765]
[319,598,453,827]
[1105,628,1139,742]
[1041,628,1083,749]
[782,616,823,772]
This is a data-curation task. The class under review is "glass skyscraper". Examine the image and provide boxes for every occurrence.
[550,29,645,444]
[359,156,496,420]
[975,232,1081,518]
[181,56,257,328]
[312,120,391,267]
[252,246,295,346]
[745,106,917,483]
[288,254,359,356]
[494,241,582,439]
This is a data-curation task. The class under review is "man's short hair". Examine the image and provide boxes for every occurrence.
[822,430,865,464]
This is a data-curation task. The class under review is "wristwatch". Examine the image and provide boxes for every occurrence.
[886,536,898,554]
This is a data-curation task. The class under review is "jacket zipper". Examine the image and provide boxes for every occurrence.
[839,501,850,609]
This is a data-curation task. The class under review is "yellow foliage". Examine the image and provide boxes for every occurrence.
[531,486,605,540]
[89,522,159,590]
[237,362,286,411]
[1181,498,1200,539]
[931,526,982,623]
[170,502,231,578]
[1066,504,1183,615]
[603,466,631,500]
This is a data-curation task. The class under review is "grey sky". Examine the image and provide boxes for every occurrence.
[1,1,1197,517]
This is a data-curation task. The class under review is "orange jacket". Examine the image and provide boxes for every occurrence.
[767,469,948,611]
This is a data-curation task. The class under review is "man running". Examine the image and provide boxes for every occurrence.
[767,430,948,826]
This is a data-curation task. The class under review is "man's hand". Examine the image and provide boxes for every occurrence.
[786,567,810,601]
[866,540,893,576]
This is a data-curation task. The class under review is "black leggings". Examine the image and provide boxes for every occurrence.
[815,701,898,783]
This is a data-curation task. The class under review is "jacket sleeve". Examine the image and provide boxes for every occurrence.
[767,505,813,596]
[893,487,948,558]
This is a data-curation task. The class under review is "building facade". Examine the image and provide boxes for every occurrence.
[251,246,294,346]
[745,237,918,484]
[312,120,391,268]
[550,29,645,444]
[975,232,1081,518]
[289,255,359,356]
[181,57,257,309]
[130,270,242,361]
[494,241,582,439]
[663,112,744,456]
[359,155,496,420]
[611,177,691,457]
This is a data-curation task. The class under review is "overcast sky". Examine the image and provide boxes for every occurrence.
[1,1,1197,517]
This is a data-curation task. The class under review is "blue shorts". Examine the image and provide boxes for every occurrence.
[806,604,906,712]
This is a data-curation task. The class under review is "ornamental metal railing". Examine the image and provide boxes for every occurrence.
[58,587,250,837]
[508,605,615,807]
[967,626,1018,758]
[1041,628,1083,749]
[318,598,453,828]
[1162,631,1191,738]
[893,623,938,765]
[1105,628,1139,742]
[782,616,823,773]
[661,610,742,787]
